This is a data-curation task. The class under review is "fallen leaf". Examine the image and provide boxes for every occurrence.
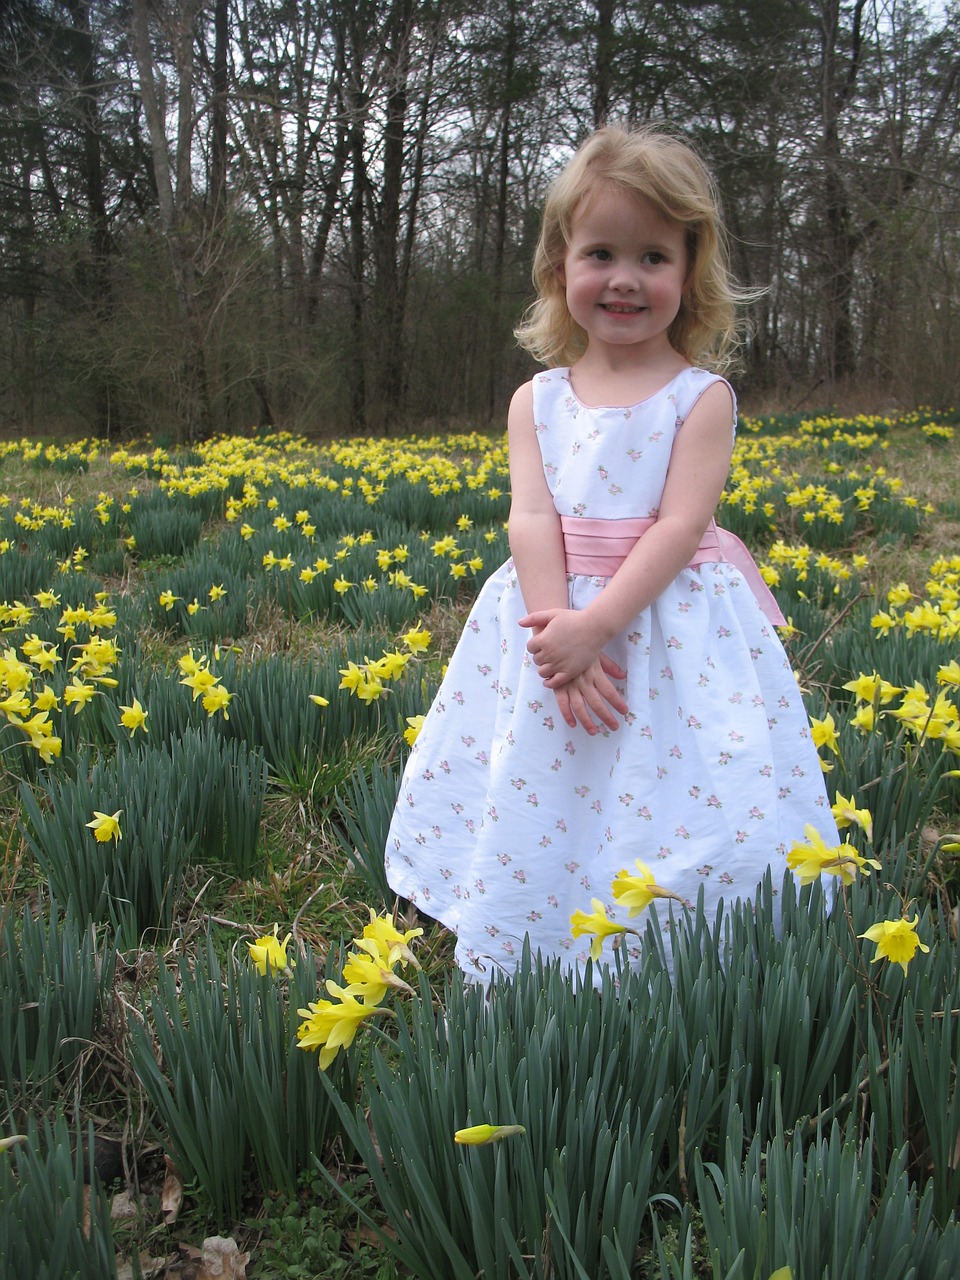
[162,1155,184,1225]
[115,1251,169,1280]
[196,1236,250,1279]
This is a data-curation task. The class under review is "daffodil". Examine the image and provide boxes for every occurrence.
[610,860,684,916]
[86,810,122,843]
[830,793,873,841]
[403,714,425,745]
[309,694,329,708]
[809,712,840,755]
[401,623,431,652]
[296,981,387,1069]
[202,684,233,718]
[63,677,97,713]
[341,945,414,1003]
[570,898,627,960]
[360,911,423,968]
[119,697,148,736]
[248,924,294,977]
[841,671,901,704]
[454,1124,525,1145]
[181,666,218,700]
[859,915,929,975]
[786,824,880,886]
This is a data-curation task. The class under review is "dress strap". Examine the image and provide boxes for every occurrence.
[559,515,786,626]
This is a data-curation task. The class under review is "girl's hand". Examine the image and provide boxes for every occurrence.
[552,659,629,735]
[520,608,624,688]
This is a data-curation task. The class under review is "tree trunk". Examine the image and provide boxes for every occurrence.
[131,0,212,442]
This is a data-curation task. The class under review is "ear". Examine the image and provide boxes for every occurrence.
[555,261,567,286]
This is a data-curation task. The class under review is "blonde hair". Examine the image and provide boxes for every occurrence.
[515,124,749,371]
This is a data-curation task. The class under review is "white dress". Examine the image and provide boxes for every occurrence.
[385,367,838,980]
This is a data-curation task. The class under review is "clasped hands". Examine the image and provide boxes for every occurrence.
[519,607,628,735]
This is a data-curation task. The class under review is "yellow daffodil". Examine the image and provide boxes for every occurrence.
[809,712,840,755]
[159,590,179,611]
[63,677,97,714]
[871,610,897,634]
[248,924,294,977]
[570,898,627,961]
[610,860,685,916]
[841,671,901,705]
[361,911,423,969]
[830,793,873,841]
[454,1124,525,1145]
[403,714,425,745]
[181,666,217,700]
[859,915,929,975]
[341,946,414,1004]
[309,694,329,708]
[86,810,122,843]
[786,824,880,886]
[119,698,148,735]
[202,684,233,718]
[401,624,431,652]
[296,981,387,1069]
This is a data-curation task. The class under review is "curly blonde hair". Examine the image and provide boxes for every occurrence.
[515,124,749,371]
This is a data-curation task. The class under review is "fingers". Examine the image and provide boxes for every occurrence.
[518,609,560,631]
[551,667,628,735]
[598,651,627,682]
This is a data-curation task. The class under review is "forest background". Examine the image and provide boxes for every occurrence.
[0,0,958,444]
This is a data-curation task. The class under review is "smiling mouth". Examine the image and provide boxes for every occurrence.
[600,303,645,314]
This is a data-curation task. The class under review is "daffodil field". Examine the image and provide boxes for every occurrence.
[2,408,960,1279]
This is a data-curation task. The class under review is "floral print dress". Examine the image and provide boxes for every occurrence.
[384,366,838,980]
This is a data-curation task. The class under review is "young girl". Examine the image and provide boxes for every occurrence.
[384,124,839,981]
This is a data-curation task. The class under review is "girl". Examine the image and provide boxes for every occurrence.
[384,124,838,981]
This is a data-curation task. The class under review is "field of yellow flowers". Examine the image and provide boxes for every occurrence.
[2,408,960,1279]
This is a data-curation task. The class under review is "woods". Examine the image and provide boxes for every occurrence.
[0,0,958,441]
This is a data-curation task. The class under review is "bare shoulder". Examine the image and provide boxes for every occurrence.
[682,377,736,436]
[507,379,536,440]
[508,378,535,419]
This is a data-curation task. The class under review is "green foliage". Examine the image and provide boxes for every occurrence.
[128,503,203,558]
[319,871,960,1279]
[0,545,57,601]
[247,1171,401,1280]
[128,935,353,1228]
[0,899,117,1127]
[17,728,269,947]
[18,747,197,949]
[0,1113,117,1280]
[693,1121,960,1278]
[332,760,404,908]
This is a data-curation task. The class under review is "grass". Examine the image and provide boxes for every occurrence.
[1,411,959,1276]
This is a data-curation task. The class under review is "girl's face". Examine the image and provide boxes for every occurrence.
[558,186,689,359]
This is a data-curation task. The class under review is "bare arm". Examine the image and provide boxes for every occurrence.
[507,380,628,734]
[506,381,569,613]
[523,380,735,686]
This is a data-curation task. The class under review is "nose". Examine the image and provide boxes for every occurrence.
[608,258,640,291]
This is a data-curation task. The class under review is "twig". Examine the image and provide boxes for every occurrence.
[292,881,329,944]
[795,588,868,671]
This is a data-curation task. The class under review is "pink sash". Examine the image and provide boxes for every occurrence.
[560,515,786,626]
